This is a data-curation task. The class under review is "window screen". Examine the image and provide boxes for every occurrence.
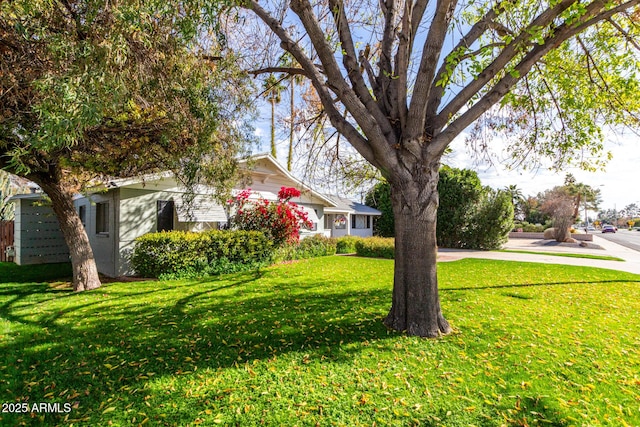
[157,200,175,232]
[96,202,109,234]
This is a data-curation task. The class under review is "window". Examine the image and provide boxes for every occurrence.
[96,202,109,234]
[157,200,175,232]
[78,205,86,227]
[352,215,368,229]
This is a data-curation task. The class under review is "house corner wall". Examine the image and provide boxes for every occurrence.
[14,198,70,265]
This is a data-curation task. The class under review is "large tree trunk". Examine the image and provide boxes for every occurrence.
[384,161,452,338]
[32,176,102,292]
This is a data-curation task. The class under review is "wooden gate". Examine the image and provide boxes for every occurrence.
[0,221,14,262]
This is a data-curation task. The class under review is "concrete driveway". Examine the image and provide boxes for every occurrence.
[438,236,640,276]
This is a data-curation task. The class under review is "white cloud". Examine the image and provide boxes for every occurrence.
[446,131,640,210]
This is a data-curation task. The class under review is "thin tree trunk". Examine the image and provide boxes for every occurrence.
[34,177,101,292]
[288,78,294,171]
[384,163,451,337]
[271,98,277,158]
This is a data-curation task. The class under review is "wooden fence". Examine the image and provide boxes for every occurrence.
[1,221,14,262]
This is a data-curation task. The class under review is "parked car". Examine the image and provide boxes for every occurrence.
[602,225,616,233]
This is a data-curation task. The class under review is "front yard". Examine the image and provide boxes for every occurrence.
[1,257,639,426]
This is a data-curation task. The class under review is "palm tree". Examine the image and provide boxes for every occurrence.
[563,174,602,221]
[263,74,285,158]
[504,184,525,220]
[505,184,524,206]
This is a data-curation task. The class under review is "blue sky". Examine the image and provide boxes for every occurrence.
[254,107,639,212]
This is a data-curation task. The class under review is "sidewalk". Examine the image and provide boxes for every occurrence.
[438,235,640,276]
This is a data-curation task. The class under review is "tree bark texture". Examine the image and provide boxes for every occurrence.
[383,159,452,337]
[34,176,102,292]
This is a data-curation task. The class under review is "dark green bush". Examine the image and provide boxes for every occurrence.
[463,190,514,250]
[203,230,274,265]
[365,181,394,237]
[132,230,273,278]
[355,237,395,259]
[335,236,363,254]
[131,231,206,278]
[365,168,515,249]
[275,234,337,261]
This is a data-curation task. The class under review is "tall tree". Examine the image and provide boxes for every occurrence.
[622,203,639,219]
[241,0,640,336]
[563,174,602,220]
[504,184,525,220]
[278,54,305,171]
[263,74,286,158]
[1,0,252,291]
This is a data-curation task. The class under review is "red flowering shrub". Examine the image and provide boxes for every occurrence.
[229,187,312,246]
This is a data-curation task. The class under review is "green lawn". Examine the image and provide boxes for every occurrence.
[496,249,625,261]
[1,258,639,426]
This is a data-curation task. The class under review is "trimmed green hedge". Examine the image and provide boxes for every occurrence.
[335,236,363,254]
[355,237,395,259]
[131,230,273,278]
[275,234,337,261]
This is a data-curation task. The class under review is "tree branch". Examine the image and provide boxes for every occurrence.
[246,0,386,170]
[377,0,399,116]
[434,0,577,132]
[327,0,396,143]
[287,0,397,169]
[607,17,640,51]
[431,0,640,154]
[249,67,311,78]
[424,6,503,131]
[405,0,458,141]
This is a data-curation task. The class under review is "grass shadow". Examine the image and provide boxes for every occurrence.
[0,262,72,284]
[0,264,396,425]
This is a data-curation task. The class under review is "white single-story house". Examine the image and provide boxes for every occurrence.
[10,154,381,277]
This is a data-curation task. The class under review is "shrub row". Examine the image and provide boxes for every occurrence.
[513,221,553,232]
[280,236,395,260]
[355,237,395,259]
[131,230,274,279]
[335,236,363,254]
[132,232,401,278]
[275,234,337,261]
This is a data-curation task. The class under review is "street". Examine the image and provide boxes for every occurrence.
[597,229,640,253]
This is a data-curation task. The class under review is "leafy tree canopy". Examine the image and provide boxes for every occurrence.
[1,0,253,193]
[0,0,254,291]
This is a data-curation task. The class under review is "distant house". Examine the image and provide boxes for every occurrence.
[10,154,381,276]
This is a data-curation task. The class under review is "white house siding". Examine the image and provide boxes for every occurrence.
[297,204,327,238]
[324,214,350,238]
[349,215,374,238]
[324,213,375,238]
[118,188,179,276]
[116,188,226,276]
[14,198,70,265]
[348,222,374,237]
